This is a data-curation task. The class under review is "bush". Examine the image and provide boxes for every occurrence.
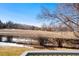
[38,37,48,46]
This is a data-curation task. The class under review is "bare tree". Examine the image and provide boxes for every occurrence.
[41,23,47,31]
[38,3,79,38]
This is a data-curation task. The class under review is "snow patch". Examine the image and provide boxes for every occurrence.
[0,42,33,48]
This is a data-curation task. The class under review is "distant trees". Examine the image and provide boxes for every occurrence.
[0,20,40,30]
[0,20,4,29]
[41,23,47,31]
[6,21,14,28]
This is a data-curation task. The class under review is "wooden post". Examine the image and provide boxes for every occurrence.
[6,36,13,43]
[56,38,63,48]
[0,37,2,42]
[0,35,2,42]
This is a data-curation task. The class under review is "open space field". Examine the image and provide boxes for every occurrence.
[0,46,78,56]
[0,29,78,39]
[0,29,79,56]
[0,46,35,56]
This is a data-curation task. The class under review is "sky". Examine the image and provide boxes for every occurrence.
[0,3,58,27]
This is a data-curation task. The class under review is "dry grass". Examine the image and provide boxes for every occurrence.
[30,45,79,50]
[0,29,78,39]
[45,47,79,50]
[0,46,34,56]
[0,46,78,56]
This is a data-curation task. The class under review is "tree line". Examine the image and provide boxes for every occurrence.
[0,20,74,31]
[0,20,40,30]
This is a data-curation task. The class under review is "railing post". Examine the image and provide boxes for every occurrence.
[0,35,2,42]
[6,36,13,43]
[56,38,63,48]
[0,37,2,42]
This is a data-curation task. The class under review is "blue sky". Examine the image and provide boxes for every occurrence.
[0,3,58,27]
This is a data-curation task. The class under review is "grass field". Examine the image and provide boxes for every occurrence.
[0,47,34,56]
[0,46,79,56]
[0,29,78,39]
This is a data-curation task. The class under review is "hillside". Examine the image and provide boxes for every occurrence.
[0,29,78,39]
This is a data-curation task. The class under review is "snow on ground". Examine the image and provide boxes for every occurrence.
[0,42,34,48]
